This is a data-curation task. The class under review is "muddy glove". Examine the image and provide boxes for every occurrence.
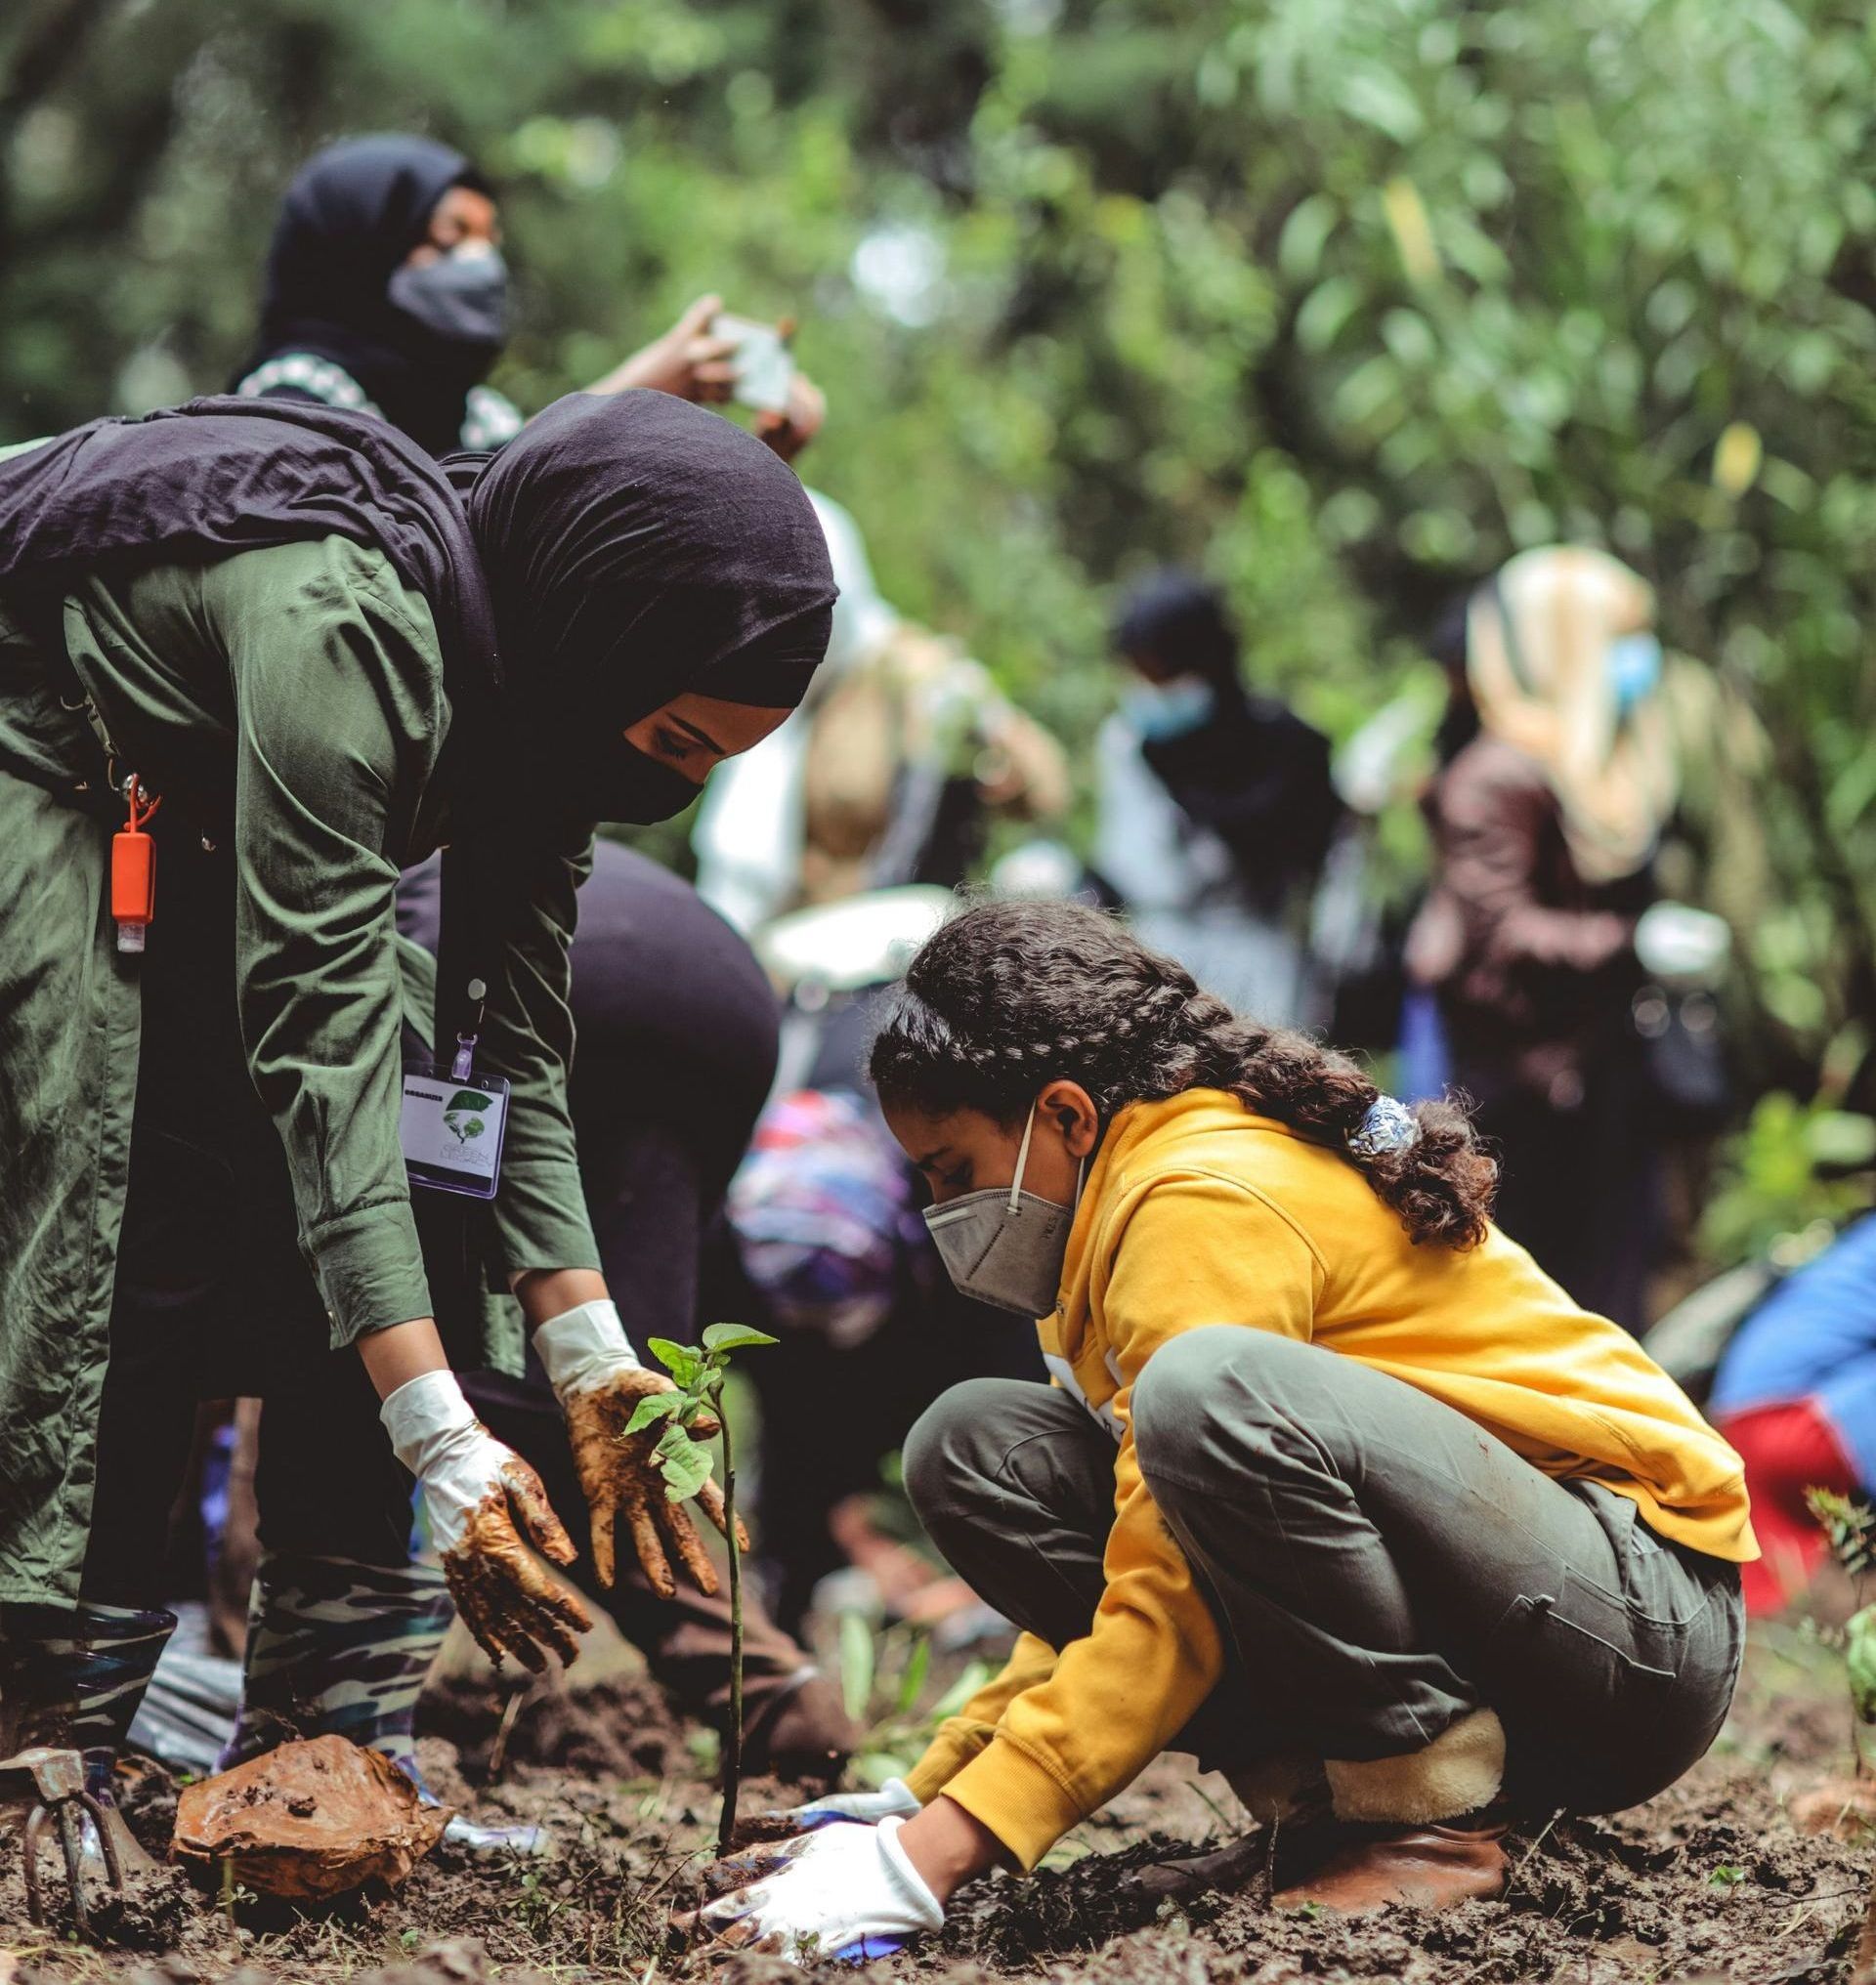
[381,1370,592,1673]
[783,1780,922,1831]
[680,1817,943,1964]
[533,1299,742,1599]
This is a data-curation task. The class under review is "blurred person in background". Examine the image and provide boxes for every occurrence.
[234,133,823,458]
[693,491,1070,936]
[1094,570,1342,1028]
[1405,548,1727,1332]
[1705,1212,1876,1615]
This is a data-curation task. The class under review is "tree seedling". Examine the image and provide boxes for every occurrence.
[624,1323,777,1856]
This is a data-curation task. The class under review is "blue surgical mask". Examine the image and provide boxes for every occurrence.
[388,240,511,347]
[1128,676,1216,742]
[1606,633,1663,719]
[921,1105,1084,1319]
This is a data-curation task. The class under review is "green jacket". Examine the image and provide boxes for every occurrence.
[0,535,600,1605]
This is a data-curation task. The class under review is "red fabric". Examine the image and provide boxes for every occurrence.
[1712,1398,1856,1615]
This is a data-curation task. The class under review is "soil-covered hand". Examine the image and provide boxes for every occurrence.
[674,1816,943,1963]
[379,1371,593,1673]
[532,1298,746,1597]
[562,1365,744,1597]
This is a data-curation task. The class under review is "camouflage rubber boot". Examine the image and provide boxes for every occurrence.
[0,1601,179,1878]
[226,1553,546,1855]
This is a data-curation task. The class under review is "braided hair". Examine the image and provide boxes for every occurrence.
[869,899,1496,1249]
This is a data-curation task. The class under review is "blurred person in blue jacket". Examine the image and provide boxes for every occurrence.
[1708,1214,1876,1615]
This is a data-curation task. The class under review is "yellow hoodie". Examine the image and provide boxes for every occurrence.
[904,1089,1755,1869]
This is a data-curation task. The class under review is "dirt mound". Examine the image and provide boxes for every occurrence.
[417,1668,691,1782]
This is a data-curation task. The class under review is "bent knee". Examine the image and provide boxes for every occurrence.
[903,1377,1041,1526]
[1131,1326,1314,1477]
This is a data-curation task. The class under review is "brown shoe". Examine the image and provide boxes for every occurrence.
[1274,1819,1509,1915]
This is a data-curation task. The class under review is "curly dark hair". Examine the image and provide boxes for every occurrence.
[869,899,1496,1249]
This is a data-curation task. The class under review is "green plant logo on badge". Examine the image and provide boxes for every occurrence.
[399,1062,511,1200]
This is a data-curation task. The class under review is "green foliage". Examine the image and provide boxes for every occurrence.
[833,1615,995,1789]
[11,0,1876,1206]
[1809,1488,1876,1581]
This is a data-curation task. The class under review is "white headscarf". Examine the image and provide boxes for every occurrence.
[1467,546,1679,883]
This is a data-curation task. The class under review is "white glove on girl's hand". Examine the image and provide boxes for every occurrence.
[682,1816,943,1965]
[381,1369,591,1672]
[782,1779,922,1831]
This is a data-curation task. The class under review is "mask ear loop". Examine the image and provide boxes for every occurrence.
[1007,1104,1039,1215]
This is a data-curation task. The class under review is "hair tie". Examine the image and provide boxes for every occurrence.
[1347,1096,1419,1161]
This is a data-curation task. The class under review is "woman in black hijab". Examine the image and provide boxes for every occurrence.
[234,133,795,458]
[0,389,834,1859]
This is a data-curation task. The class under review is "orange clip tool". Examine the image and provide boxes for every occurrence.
[111,776,160,954]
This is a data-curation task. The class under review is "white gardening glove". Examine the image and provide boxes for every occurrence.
[1635,902,1730,985]
[682,1815,943,1964]
[533,1299,739,1596]
[782,1779,922,1832]
[381,1370,591,1672]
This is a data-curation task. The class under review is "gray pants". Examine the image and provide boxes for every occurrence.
[906,1327,1744,1816]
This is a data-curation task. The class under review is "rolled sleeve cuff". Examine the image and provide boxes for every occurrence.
[490,1157,602,1282]
[942,1736,1088,1872]
[308,1202,433,1347]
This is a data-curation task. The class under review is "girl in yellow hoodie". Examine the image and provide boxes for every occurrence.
[692,900,1752,1964]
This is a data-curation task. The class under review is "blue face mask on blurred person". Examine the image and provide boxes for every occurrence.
[1606,632,1663,720]
[1129,675,1216,742]
[388,240,511,347]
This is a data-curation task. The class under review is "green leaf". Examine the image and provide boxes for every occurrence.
[895,1631,931,1717]
[647,1337,705,1389]
[927,1659,995,1723]
[701,1323,780,1356]
[838,1611,876,1724]
[445,1090,493,1113]
[623,1392,683,1437]
[660,1435,714,1502]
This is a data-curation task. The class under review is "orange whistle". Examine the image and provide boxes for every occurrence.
[112,777,159,954]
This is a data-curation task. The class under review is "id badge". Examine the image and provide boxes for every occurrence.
[401,1056,510,1200]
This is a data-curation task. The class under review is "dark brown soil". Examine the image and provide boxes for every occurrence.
[4,1622,1871,1983]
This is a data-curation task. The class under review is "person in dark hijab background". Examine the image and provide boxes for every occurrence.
[1092,569,1342,1027]
[234,133,822,459]
[0,388,834,1868]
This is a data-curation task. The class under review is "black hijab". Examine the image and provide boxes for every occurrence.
[439,388,834,1051]
[240,135,496,458]
[462,389,834,753]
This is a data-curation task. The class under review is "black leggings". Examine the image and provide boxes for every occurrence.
[82,830,413,1606]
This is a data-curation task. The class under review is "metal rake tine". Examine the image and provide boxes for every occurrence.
[22,1802,50,1927]
[56,1797,94,1936]
[78,1788,125,1889]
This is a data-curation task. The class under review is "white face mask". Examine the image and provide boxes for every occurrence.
[920,1104,1085,1319]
